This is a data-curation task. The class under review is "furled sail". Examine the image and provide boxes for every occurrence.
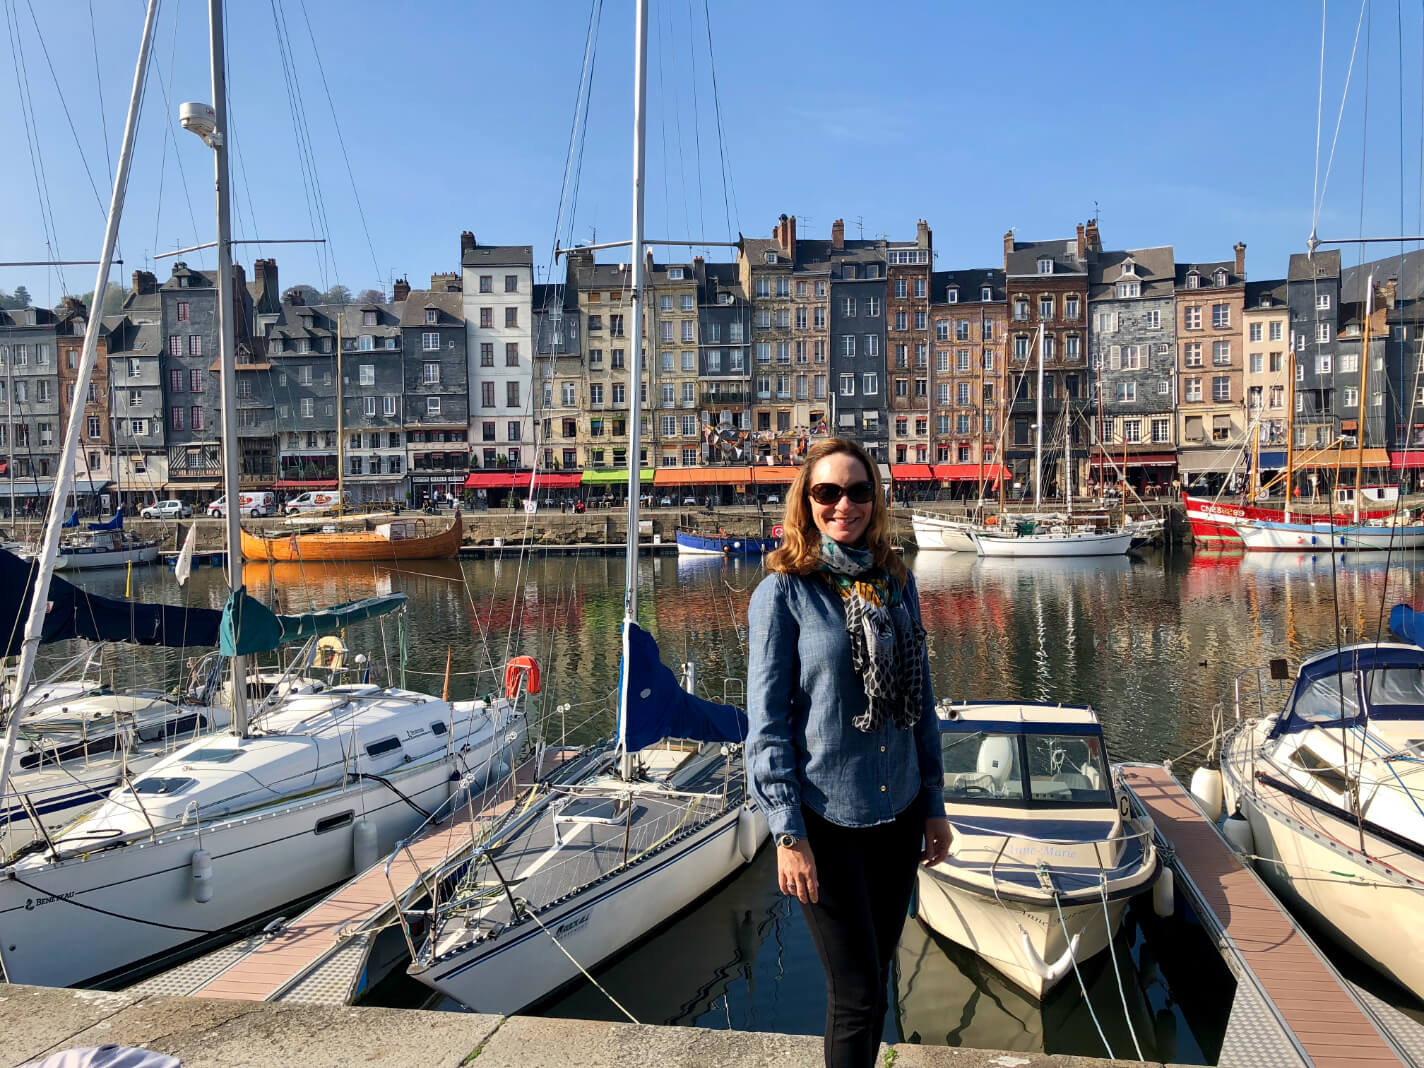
[620,622,748,751]
[219,587,407,656]
[0,546,222,652]
[87,508,124,531]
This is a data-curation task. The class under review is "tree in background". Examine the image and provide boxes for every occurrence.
[0,286,32,310]
[281,284,320,306]
[319,284,352,306]
[356,287,385,304]
[52,282,124,316]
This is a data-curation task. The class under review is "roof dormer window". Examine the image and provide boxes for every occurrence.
[945,288,958,304]
[844,264,856,280]
[981,286,993,301]
[1037,257,1053,275]
[668,267,684,280]
[764,252,777,265]
[1214,269,1228,287]
[1120,260,1136,277]
[1186,272,1201,289]
[425,308,438,324]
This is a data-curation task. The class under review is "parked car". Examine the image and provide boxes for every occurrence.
[765,494,780,505]
[141,499,191,520]
[657,496,673,507]
[208,491,278,518]
[285,490,353,516]
[681,496,698,506]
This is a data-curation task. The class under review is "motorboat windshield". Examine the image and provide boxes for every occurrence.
[1270,643,1424,738]
[941,723,1112,806]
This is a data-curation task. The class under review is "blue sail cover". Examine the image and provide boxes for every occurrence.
[61,509,79,529]
[219,587,407,656]
[0,546,222,653]
[87,508,124,532]
[1390,604,1424,645]
[621,622,748,751]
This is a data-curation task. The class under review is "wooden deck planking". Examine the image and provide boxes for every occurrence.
[194,750,571,1002]
[1119,764,1402,1068]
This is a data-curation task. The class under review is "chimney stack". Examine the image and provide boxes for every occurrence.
[1003,230,1015,265]
[787,215,796,261]
[831,219,845,251]
[1233,241,1247,279]
[1084,219,1101,254]
[916,219,931,250]
[430,271,461,292]
[1076,223,1086,261]
[130,270,157,296]
[460,231,476,255]
[61,296,86,318]
[393,277,411,301]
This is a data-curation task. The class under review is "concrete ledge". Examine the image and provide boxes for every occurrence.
[0,985,1168,1067]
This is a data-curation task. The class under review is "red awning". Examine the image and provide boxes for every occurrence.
[1392,451,1424,470]
[1090,452,1178,468]
[464,472,523,490]
[750,466,798,484]
[890,463,936,483]
[933,463,1010,482]
[274,479,337,489]
[532,472,583,489]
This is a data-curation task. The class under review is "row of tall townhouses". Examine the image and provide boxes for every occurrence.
[8,219,1424,512]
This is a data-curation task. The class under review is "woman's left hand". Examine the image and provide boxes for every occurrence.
[921,817,952,867]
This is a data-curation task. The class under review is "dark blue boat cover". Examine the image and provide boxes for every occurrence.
[87,508,124,531]
[1390,603,1423,645]
[61,509,79,528]
[0,546,222,653]
[621,622,748,750]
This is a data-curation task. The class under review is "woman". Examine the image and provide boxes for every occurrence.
[746,438,951,1068]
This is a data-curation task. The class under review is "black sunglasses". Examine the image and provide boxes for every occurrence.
[808,481,875,505]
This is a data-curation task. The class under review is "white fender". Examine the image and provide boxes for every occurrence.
[1222,810,1255,856]
[737,803,768,863]
[353,819,379,873]
[1153,865,1175,917]
[190,848,213,904]
[1021,929,1081,983]
[1189,767,1224,823]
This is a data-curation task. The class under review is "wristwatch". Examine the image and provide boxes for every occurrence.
[776,833,800,849]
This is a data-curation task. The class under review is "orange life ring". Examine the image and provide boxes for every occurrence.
[504,655,541,699]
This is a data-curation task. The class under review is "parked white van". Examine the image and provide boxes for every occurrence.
[208,491,278,518]
[284,490,353,516]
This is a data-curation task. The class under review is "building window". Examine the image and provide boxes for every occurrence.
[1116,282,1140,299]
[426,396,441,416]
[862,373,878,395]
[1144,309,1161,329]
[423,362,440,384]
[422,332,440,351]
[383,395,397,416]
[1039,296,1054,320]
[506,343,520,366]
[1317,354,1332,375]
[1316,323,1329,343]
[482,382,496,408]
[479,275,493,293]
[169,406,184,431]
[1037,257,1053,274]
[1185,377,1202,402]
[1184,342,1202,367]
[507,381,521,408]
[1212,376,1231,402]
[1316,293,1331,309]
[300,397,314,418]
[505,307,518,328]
[1213,341,1231,365]
[363,396,377,416]
[1212,303,1230,329]
[1184,306,1202,330]
[191,406,204,431]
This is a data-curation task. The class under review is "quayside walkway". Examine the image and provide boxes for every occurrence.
[0,982,1165,1068]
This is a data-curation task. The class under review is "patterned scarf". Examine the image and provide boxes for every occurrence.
[817,535,926,732]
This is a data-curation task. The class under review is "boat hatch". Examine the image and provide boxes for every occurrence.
[131,776,197,796]
[1273,644,1424,736]
[941,729,1111,806]
[365,737,402,758]
[182,748,243,764]
[1286,746,1352,794]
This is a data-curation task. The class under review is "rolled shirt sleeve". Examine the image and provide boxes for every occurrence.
[904,573,946,819]
[746,573,808,839]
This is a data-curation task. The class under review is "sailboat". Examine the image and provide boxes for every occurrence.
[970,328,1132,557]
[402,1,768,1014]
[0,0,532,988]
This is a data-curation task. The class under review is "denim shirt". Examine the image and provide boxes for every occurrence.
[746,568,946,839]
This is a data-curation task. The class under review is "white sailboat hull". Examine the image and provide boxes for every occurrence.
[1235,518,1424,552]
[413,804,763,1015]
[914,865,1127,999]
[54,541,160,570]
[971,530,1133,557]
[910,514,979,552]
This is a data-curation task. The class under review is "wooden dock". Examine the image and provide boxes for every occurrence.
[134,748,582,1005]
[1118,763,1409,1067]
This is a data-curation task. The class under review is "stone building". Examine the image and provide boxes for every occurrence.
[461,233,534,472]
[886,220,932,461]
[402,285,469,504]
[1242,279,1291,484]
[267,297,339,492]
[55,296,111,491]
[570,257,641,472]
[646,255,702,469]
[106,271,168,504]
[332,297,407,505]
[1088,245,1177,492]
[0,305,61,506]
[1175,245,1247,487]
[928,269,1006,484]
[1003,223,1095,497]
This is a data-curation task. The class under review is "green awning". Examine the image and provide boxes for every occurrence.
[582,468,654,485]
[220,587,408,656]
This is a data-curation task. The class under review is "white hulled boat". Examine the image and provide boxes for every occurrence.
[971,525,1135,558]
[1220,635,1424,1000]
[910,511,980,552]
[401,0,767,1013]
[915,702,1159,998]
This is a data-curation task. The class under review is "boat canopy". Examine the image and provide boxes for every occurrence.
[0,546,222,653]
[619,622,748,751]
[219,587,407,657]
[87,508,124,531]
[1271,637,1424,737]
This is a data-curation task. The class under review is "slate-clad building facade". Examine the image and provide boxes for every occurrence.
[402,286,469,503]
[829,237,888,459]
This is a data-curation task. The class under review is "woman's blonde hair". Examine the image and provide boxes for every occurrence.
[765,437,905,581]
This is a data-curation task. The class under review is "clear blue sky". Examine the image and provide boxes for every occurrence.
[2,1,1420,309]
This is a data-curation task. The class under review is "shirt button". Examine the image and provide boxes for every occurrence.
[880,745,886,753]
[881,785,887,792]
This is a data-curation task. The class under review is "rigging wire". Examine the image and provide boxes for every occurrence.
[145,8,205,265]
[1315,0,1371,227]
[701,0,738,239]
[684,0,706,249]
[87,0,114,193]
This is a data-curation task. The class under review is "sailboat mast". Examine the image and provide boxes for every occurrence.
[1033,323,1044,511]
[0,0,159,802]
[209,0,250,736]
[1064,409,1072,516]
[6,360,13,523]
[1351,275,1373,522]
[1285,336,1297,523]
[617,0,649,778]
[336,312,344,517]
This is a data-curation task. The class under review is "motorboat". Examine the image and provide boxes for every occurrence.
[674,530,779,556]
[910,511,980,552]
[1219,632,1424,1000]
[915,702,1160,998]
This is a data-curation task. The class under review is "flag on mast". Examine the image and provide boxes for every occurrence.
[175,523,197,586]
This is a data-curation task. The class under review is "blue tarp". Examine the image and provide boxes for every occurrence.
[620,622,748,751]
[60,509,79,529]
[219,587,407,656]
[88,508,124,532]
[1390,604,1424,646]
[0,546,222,653]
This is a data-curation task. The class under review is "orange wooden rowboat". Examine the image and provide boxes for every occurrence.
[240,512,463,562]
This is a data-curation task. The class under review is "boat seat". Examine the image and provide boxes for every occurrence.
[945,771,997,797]
[1052,772,1093,792]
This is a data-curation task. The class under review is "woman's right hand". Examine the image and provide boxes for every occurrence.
[778,840,819,904]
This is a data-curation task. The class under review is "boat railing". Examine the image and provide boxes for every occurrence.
[973,819,1157,891]
[1232,665,1292,724]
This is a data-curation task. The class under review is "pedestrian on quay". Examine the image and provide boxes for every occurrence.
[745,436,951,1068]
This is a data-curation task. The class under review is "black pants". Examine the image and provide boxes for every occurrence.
[799,796,925,1068]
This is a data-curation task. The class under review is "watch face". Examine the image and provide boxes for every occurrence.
[777,834,797,848]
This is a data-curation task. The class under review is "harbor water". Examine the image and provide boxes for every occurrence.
[58,546,1424,1061]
